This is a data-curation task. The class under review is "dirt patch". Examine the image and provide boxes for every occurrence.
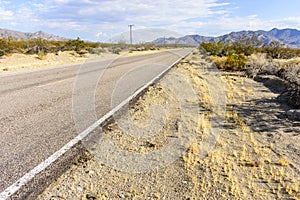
[0,51,112,72]
[38,51,300,199]
[0,49,166,73]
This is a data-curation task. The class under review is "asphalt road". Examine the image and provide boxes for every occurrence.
[0,48,192,192]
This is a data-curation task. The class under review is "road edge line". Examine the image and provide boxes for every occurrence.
[0,49,193,200]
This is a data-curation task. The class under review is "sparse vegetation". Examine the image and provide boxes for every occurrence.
[200,35,300,108]
[37,51,47,60]
[0,37,170,58]
[32,48,300,200]
[200,35,300,71]
[210,54,247,71]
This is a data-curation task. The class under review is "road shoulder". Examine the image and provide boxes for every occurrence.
[38,51,300,199]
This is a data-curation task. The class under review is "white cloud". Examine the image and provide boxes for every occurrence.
[47,21,86,31]
[51,0,71,3]
[96,32,108,38]
[0,0,10,5]
[0,7,13,20]
[171,15,300,37]
[1,0,300,41]
[6,0,231,40]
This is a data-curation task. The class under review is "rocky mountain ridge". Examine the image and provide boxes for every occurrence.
[153,28,300,48]
[0,29,67,41]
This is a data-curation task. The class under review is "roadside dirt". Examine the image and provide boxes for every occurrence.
[38,51,300,199]
[0,49,164,72]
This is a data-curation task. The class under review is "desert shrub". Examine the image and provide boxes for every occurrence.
[37,51,47,60]
[201,41,224,56]
[224,54,247,71]
[231,34,262,56]
[65,37,86,54]
[247,53,270,67]
[287,85,300,108]
[263,41,283,59]
[0,49,5,57]
[222,45,237,56]
[0,38,11,55]
[149,46,157,51]
[278,62,300,84]
[262,41,300,59]
[246,53,275,77]
[111,47,122,54]
[0,37,104,56]
[86,42,99,49]
[88,47,106,55]
[278,48,298,59]
[210,55,227,69]
[34,38,49,53]
[201,33,262,57]
[46,41,65,53]
[142,44,157,51]
[277,62,300,108]
[210,54,246,71]
[201,36,300,108]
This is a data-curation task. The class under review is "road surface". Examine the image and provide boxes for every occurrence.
[0,48,192,193]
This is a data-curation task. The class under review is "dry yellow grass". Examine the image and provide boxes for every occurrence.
[38,51,300,200]
[0,49,167,72]
[210,55,227,69]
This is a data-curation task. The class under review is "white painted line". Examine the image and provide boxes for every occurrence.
[0,49,193,200]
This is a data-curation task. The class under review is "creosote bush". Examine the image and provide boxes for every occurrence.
[0,37,174,58]
[200,35,300,109]
[211,54,246,71]
[0,49,5,57]
[200,35,300,72]
[224,54,247,71]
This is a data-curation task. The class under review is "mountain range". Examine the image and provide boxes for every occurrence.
[152,28,300,48]
[109,28,182,44]
[1,28,300,48]
[0,28,67,41]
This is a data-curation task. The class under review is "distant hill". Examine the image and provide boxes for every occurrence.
[0,28,67,41]
[109,28,182,44]
[152,28,300,48]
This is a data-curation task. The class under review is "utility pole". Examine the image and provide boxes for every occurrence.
[128,24,134,44]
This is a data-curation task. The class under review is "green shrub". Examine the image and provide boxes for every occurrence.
[0,49,5,57]
[230,34,262,56]
[201,41,224,56]
[262,41,300,59]
[211,54,246,71]
[0,38,11,55]
[201,34,262,57]
[37,51,47,60]
[210,55,227,69]
[112,47,122,54]
[224,54,247,71]
[65,37,86,54]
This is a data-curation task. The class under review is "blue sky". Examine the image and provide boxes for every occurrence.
[0,0,299,41]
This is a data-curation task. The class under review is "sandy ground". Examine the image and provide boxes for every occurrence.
[38,51,300,199]
[0,49,165,72]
